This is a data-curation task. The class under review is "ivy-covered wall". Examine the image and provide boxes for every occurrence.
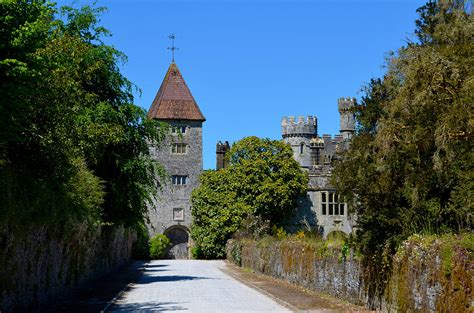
[0,224,136,312]
[226,234,473,312]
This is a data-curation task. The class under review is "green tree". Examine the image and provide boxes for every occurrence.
[0,1,166,229]
[191,136,307,259]
[149,234,170,259]
[332,0,473,303]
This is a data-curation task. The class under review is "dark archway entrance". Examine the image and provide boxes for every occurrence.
[164,226,189,259]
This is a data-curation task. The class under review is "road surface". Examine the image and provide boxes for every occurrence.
[109,260,290,312]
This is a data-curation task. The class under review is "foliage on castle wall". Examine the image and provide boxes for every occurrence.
[0,224,136,312]
[226,233,473,312]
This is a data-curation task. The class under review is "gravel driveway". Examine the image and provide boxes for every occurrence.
[109,260,290,312]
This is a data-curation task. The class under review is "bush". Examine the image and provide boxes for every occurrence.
[149,234,170,259]
[191,245,203,259]
[191,136,307,259]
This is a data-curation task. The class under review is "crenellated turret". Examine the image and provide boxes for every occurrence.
[282,115,317,138]
[216,141,230,170]
[338,97,356,140]
[281,115,317,168]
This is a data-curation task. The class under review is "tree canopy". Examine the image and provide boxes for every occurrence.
[191,136,307,258]
[0,1,166,229]
[332,0,472,299]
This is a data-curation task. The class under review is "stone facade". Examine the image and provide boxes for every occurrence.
[283,97,357,237]
[148,120,203,255]
[148,62,205,258]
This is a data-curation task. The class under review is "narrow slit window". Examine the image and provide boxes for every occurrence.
[321,192,327,215]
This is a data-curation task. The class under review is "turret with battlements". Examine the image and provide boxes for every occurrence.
[282,115,317,138]
[282,98,356,238]
[216,141,230,170]
[281,115,317,168]
[338,97,356,140]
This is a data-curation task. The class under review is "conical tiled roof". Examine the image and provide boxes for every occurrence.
[148,62,205,121]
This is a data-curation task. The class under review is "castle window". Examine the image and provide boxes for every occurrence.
[321,192,345,216]
[173,208,184,221]
[172,126,187,134]
[324,155,331,164]
[300,143,304,154]
[321,192,327,215]
[172,143,187,154]
[172,175,187,185]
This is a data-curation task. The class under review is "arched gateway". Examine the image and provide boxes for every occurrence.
[164,225,190,259]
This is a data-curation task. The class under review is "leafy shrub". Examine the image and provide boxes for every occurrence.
[149,234,170,259]
[273,226,287,240]
[191,245,203,259]
[191,136,307,259]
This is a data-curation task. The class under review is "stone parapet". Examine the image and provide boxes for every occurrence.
[281,115,317,138]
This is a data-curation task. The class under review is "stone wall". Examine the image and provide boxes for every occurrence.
[148,120,202,236]
[385,234,473,312]
[226,238,366,305]
[226,234,473,312]
[0,223,136,312]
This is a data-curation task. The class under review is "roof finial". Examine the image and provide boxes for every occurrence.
[167,34,179,63]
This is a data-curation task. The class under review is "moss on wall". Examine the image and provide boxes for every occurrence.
[386,233,473,312]
[0,224,137,312]
[227,233,473,312]
[227,236,365,304]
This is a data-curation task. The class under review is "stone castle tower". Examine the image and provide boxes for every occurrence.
[282,98,356,237]
[216,141,230,170]
[338,97,356,140]
[281,116,317,169]
[147,62,205,258]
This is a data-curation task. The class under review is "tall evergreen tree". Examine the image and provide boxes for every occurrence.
[332,0,473,303]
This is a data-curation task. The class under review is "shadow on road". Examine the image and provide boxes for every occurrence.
[144,264,169,268]
[109,301,188,312]
[44,261,148,313]
[140,274,212,284]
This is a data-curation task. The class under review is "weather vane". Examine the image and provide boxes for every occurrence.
[167,34,179,63]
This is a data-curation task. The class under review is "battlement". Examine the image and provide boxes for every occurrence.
[338,97,356,112]
[282,115,317,138]
[216,141,230,153]
[310,136,325,148]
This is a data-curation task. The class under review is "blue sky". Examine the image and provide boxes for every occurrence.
[57,0,426,169]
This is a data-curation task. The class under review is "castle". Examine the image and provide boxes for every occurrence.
[280,97,356,237]
[148,61,355,258]
[217,99,357,237]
